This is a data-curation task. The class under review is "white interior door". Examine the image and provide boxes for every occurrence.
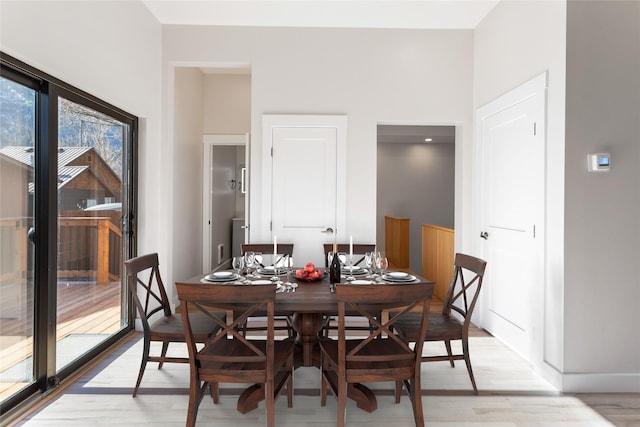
[262,115,346,266]
[476,73,546,361]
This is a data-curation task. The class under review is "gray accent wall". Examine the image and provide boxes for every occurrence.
[565,0,640,379]
[377,140,455,273]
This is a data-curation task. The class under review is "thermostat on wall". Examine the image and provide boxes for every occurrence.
[588,153,611,172]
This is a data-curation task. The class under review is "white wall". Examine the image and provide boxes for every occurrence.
[203,73,251,134]
[0,0,165,281]
[172,68,205,290]
[564,0,640,392]
[473,0,567,387]
[163,25,474,289]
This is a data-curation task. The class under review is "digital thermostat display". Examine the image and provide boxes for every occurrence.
[588,153,611,172]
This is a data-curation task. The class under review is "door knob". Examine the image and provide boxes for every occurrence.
[480,231,489,240]
[321,227,334,235]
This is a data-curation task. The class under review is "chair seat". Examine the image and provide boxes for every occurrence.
[149,312,223,341]
[199,338,295,371]
[394,312,463,342]
[320,338,416,379]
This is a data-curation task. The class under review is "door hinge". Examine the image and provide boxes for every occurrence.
[533,224,536,238]
[270,147,273,157]
[533,122,537,136]
[270,221,272,231]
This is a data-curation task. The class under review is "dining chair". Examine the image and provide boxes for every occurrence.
[125,253,224,397]
[240,243,295,337]
[322,243,376,268]
[319,281,434,427]
[393,253,487,396]
[321,243,377,337]
[176,281,295,427]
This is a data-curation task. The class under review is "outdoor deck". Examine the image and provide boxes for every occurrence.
[0,279,122,401]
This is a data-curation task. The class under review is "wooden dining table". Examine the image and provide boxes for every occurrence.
[176,270,434,414]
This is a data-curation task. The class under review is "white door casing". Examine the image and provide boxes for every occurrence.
[202,134,249,274]
[262,115,347,266]
[475,73,546,363]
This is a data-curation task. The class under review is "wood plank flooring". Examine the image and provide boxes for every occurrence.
[5,329,639,426]
[0,280,121,400]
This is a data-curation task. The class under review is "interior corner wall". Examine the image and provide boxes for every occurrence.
[472,0,567,385]
[172,68,205,295]
[564,0,640,392]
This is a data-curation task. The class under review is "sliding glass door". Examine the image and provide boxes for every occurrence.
[0,55,137,415]
[0,74,37,403]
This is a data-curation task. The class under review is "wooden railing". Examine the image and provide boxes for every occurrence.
[421,223,454,300]
[385,215,410,268]
[57,216,122,283]
[0,216,122,285]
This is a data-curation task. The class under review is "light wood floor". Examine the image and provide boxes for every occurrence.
[5,329,639,426]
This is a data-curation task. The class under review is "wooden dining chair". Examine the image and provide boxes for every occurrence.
[319,281,434,427]
[321,243,377,337]
[393,253,487,396]
[176,281,295,427]
[125,253,224,397]
[240,243,295,337]
[322,243,376,268]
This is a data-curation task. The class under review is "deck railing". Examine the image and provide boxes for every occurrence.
[0,215,122,284]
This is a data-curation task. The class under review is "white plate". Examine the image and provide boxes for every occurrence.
[251,280,273,285]
[382,273,416,282]
[351,280,375,285]
[212,271,234,278]
[343,266,366,275]
[387,271,409,279]
[204,273,240,282]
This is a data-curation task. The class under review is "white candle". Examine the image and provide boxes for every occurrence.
[273,235,277,258]
[349,235,353,257]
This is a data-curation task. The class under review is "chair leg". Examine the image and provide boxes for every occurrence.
[444,340,455,367]
[265,378,275,427]
[337,382,347,427]
[158,341,169,369]
[462,337,478,394]
[210,381,219,404]
[132,336,151,397]
[287,354,294,408]
[395,380,402,403]
[320,362,328,406]
[408,376,425,427]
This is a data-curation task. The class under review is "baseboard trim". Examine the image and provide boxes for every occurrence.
[562,373,640,393]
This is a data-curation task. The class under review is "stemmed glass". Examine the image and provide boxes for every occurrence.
[243,251,255,277]
[364,251,375,278]
[376,255,389,277]
[232,256,244,277]
[346,253,355,281]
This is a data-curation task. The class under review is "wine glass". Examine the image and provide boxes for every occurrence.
[232,256,244,276]
[346,253,355,281]
[376,255,389,277]
[364,251,375,277]
[243,251,255,277]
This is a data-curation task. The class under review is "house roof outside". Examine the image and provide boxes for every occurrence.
[1,146,103,192]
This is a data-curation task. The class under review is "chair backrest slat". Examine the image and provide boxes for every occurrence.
[323,243,376,267]
[335,282,434,364]
[442,253,487,325]
[125,253,172,331]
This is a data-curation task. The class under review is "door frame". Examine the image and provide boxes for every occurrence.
[260,114,347,245]
[202,133,249,273]
[473,72,547,363]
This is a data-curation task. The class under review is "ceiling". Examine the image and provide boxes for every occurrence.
[142,0,500,30]
[377,125,455,144]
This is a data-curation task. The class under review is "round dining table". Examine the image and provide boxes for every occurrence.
[177,271,434,414]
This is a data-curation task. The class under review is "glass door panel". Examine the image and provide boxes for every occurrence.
[55,97,126,371]
[0,76,36,401]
